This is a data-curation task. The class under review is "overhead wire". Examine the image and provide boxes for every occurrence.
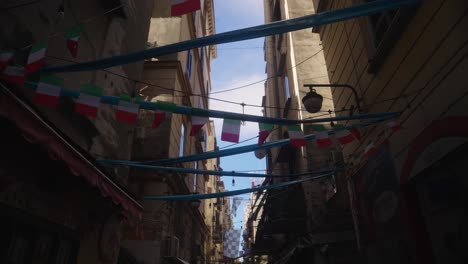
[15,4,124,50]
[209,48,324,95]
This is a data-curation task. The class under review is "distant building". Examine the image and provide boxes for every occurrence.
[120,1,223,263]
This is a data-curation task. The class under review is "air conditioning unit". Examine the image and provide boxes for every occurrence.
[162,236,179,257]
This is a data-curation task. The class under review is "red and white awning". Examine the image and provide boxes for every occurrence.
[0,85,142,218]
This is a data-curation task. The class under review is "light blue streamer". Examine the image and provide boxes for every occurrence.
[99,115,395,165]
[42,0,420,73]
[143,173,333,200]
[98,162,339,178]
[25,80,399,125]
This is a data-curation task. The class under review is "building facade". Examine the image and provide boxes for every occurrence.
[312,0,468,264]
[120,1,227,263]
[0,0,152,263]
[250,0,366,263]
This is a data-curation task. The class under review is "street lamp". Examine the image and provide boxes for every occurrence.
[302,84,362,114]
[302,87,323,113]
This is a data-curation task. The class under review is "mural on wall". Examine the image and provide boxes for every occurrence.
[353,143,412,263]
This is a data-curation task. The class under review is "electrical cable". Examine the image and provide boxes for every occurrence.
[143,172,333,200]
[45,55,334,113]
[98,115,396,165]
[41,0,421,73]
[16,4,124,51]
[209,48,324,95]
[1,0,41,10]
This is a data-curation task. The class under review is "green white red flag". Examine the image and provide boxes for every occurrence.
[75,84,102,117]
[364,141,377,158]
[26,41,47,74]
[312,124,332,147]
[385,120,401,132]
[34,75,63,107]
[0,50,14,72]
[1,65,25,85]
[171,0,201,16]
[334,125,355,145]
[152,101,176,128]
[116,94,140,124]
[287,125,306,147]
[65,26,82,59]
[258,123,274,146]
[221,119,241,143]
[190,116,208,136]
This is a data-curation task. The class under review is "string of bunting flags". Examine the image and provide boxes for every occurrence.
[1,69,400,148]
[345,120,402,178]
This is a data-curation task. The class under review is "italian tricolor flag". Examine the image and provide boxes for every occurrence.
[65,26,82,59]
[221,119,241,143]
[171,0,201,16]
[116,94,140,124]
[334,125,355,145]
[190,116,208,136]
[364,142,377,158]
[0,50,14,72]
[386,120,401,132]
[312,124,332,147]
[75,84,102,117]
[288,125,306,147]
[1,65,25,85]
[26,41,47,74]
[258,123,274,146]
[34,75,63,107]
[152,101,176,128]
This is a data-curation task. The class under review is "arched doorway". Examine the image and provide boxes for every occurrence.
[399,116,468,264]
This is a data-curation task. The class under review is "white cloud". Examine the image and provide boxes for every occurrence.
[209,74,266,142]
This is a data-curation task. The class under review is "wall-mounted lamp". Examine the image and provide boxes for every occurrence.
[302,84,362,114]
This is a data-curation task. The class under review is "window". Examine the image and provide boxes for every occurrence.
[283,76,291,117]
[193,161,198,192]
[200,47,204,72]
[179,124,185,157]
[284,76,290,100]
[186,50,192,79]
[360,0,416,73]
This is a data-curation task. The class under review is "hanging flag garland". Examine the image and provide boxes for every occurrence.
[0,50,14,72]
[171,0,201,16]
[26,41,47,74]
[221,119,241,143]
[258,123,273,146]
[385,120,401,132]
[152,101,176,128]
[1,65,25,85]
[152,111,166,128]
[231,197,243,217]
[34,75,63,107]
[75,84,102,117]
[364,141,377,158]
[287,125,306,147]
[350,127,361,140]
[190,116,208,136]
[312,124,333,147]
[334,124,355,145]
[65,26,83,59]
[116,94,140,124]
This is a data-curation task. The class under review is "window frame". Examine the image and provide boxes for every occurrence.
[357,0,417,73]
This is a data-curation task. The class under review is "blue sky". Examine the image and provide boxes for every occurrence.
[209,0,266,236]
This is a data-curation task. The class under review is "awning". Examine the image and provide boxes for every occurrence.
[0,84,143,218]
